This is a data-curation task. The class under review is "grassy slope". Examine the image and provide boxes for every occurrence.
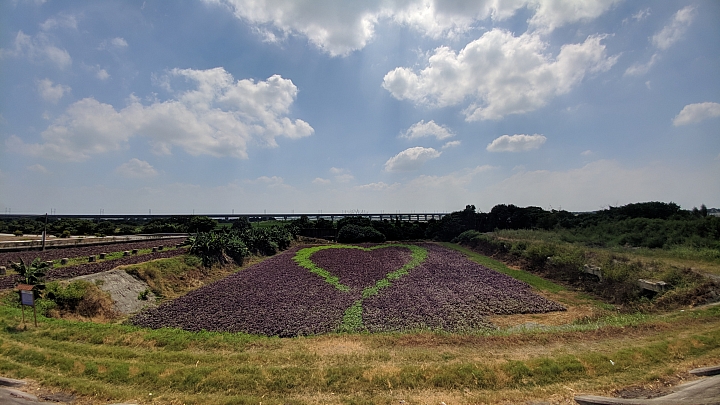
[440,242,565,293]
[0,246,719,404]
[494,229,720,277]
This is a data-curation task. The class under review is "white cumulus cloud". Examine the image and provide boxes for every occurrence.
[115,159,158,178]
[383,30,617,121]
[401,120,454,140]
[203,0,386,56]
[37,78,70,103]
[652,6,695,50]
[487,134,547,152]
[7,67,313,161]
[673,102,720,126]
[527,0,622,33]
[384,146,441,172]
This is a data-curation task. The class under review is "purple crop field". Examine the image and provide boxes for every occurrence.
[133,247,355,336]
[131,243,565,336]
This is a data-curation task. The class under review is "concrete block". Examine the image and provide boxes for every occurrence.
[582,264,603,281]
[638,279,669,293]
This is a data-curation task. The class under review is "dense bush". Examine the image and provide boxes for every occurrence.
[188,224,298,267]
[452,230,714,307]
[337,224,386,243]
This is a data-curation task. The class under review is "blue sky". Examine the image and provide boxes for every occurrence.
[1,0,718,214]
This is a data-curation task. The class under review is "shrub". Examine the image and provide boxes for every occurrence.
[44,281,88,311]
[451,230,483,245]
[524,242,558,267]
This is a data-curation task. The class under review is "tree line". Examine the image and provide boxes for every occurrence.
[315,202,719,249]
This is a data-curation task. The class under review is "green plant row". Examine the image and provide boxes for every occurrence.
[189,225,297,267]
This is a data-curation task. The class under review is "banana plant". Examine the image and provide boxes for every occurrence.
[10,258,49,294]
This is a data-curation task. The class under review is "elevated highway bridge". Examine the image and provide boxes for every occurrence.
[1,212,449,222]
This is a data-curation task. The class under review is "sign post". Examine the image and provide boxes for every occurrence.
[17,284,37,327]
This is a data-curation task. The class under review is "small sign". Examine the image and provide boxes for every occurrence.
[20,290,34,306]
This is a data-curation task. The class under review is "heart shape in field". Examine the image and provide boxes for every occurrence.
[310,246,411,290]
[294,244,428,295]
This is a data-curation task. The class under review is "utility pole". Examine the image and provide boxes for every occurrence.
[41,213,48,251]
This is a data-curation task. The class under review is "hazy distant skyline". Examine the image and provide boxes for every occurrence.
[1,0,718,214]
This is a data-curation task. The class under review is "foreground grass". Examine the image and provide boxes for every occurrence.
[1,304,719,404]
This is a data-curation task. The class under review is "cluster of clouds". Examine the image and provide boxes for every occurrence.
[313,167,355,185]
[7,67,313,162]
[1,30,71,69]
[209,0,621,122]
[3,0,718,212]
[205,0,622,56]
[0,12,78,69]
